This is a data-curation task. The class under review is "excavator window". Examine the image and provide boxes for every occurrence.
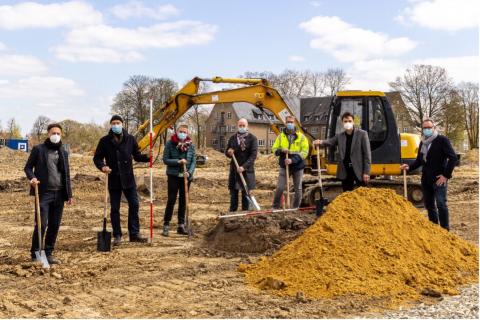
[368,97,388,149]
[334,98,364,136]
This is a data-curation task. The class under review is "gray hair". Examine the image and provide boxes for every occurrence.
[422,118,435,127]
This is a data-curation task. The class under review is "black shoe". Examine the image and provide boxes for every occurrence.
[162,225,170,237]
[113,236,122,246]
[47,256,61,265]
[177,224,189,235]
[129,234,148,243]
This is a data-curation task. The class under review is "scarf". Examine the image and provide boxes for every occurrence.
[236,132,249,151]
[420,131,439,162]
[44,138,65,173]
[171,133,192,153]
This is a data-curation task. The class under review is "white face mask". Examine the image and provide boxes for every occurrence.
[343,122,353,130]
[49,134,61,144]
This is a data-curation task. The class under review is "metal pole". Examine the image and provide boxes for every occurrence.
[149,98,153,244]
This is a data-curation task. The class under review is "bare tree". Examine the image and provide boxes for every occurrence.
[309,71,327,96]
[324,68,350,96]
[7,118,22,139]
[390,64,452,130]
[31,115,51,142]
[457,82,479,149]
[441,89,465,149]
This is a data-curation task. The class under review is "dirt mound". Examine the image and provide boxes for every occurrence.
[201,148,229,167]
[206,212,316,254]
[240,188,479,306]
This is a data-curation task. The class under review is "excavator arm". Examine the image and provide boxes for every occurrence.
[136,77,316,158]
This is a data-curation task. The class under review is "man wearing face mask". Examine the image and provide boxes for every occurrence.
[272,115,309,209]
[225,118,258,211]
[401,119,457,230]
[162,124,196,236]
[24,123,72,264]
[93,115,150,245]
[313,112,371,192]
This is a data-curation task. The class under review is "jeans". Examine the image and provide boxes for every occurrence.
[30,190,64,258]
[273,167,303,208]
[423,181,449,230]
[164,175,191,226]
[109,187,140,238]
[341,166,365,192]
[229,189,249,212]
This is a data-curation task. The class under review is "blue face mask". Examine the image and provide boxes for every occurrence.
[286,123,295,131]
[238,127,247,134]
[177,132,187,140]
[423,128,433,137]
[111,124,122,134]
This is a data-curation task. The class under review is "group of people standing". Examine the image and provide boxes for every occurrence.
[24,112,457,264]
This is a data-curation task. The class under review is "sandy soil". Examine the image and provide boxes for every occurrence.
[0,147,478,318]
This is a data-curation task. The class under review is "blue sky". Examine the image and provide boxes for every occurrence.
[0,0,478,135]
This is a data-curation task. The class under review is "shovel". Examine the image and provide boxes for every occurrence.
[315,146,328,217]
[97,173,112,252]
[285,152,291,209]
[183,163,193,238]
[34,184,49,269]
[232,154,261,211]
[403,169,408,200]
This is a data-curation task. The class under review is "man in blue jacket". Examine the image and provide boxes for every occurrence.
[93,115,150,245]
[24,123,72,264]
[401,119,458,230]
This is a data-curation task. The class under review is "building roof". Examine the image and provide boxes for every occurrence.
[300,96,332,125]
[230,96,301,124]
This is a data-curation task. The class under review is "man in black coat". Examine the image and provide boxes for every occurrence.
[24,123,72,264]
[401,119,458,230]
[225,118,258,211]
[93,115,150,245]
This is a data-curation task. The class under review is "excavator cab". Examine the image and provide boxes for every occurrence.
[325,91,402,177]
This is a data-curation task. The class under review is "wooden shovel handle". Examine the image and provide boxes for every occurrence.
[285,152,290,209]
[104,173,109,219]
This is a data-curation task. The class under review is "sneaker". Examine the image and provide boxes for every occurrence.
[177,224,189,235]
[129,234,148,243]
[113,236,122,246]
[46,256,61,265]
[162,225,170,237]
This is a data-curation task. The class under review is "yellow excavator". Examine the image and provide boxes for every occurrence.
[135,77,424,206]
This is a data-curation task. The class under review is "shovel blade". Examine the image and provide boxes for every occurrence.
[315,198,328,217]
[97,230,112,252]
[35,250,50,269]
[248,196,261,211]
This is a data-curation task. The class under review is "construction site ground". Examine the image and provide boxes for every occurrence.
[0,147,478,318]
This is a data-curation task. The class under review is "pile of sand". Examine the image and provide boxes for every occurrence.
[240,188,478,305]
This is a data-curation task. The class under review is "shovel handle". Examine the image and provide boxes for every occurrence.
[104,173,109,219]
[34,184,43,250]
[403,169,407,199]
[315,146,323,189]
[232,154,250,194]
[183,163,190,233]
[285,152,290,209]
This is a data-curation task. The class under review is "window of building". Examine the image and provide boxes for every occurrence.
[269,140,274,147]
[311,127,318,133]
[314,115,320,121]
[231,125,236,132]
[215,112,218,119]
[403,127,408,133]
[269,115,275,120]
[211,125,215,133]
[258,139,265,147]
[225,125,229,132]
[304,116,310,121]
[212,139,218,146]
[269,127,275,134]
[227,112,232,119]
[321,126,327,137]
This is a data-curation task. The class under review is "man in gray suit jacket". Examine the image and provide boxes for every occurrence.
[314,112,371,191]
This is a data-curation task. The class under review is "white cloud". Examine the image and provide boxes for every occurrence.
[396,0,478,31]
[111,1,179,20]
[0,42,6,51]
[52,21,218,63]
[346,55,479,91]
[0,54,48,77]
[299,16,417,63]
[0,1,102,30]
[0,76,84,100]
[309,1,322,7]
[289,55,305,62]
[414,56,479,83]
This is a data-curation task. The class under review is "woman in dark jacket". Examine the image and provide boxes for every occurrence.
[162,124,196,236]
[225,118,258,212]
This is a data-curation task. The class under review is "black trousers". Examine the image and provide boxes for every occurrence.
[164,175,191,226]
[341,166,365,192]
[422,181,449,230]
[229,189,249,212]
[31,190,64,258]
[109,187,140,238]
